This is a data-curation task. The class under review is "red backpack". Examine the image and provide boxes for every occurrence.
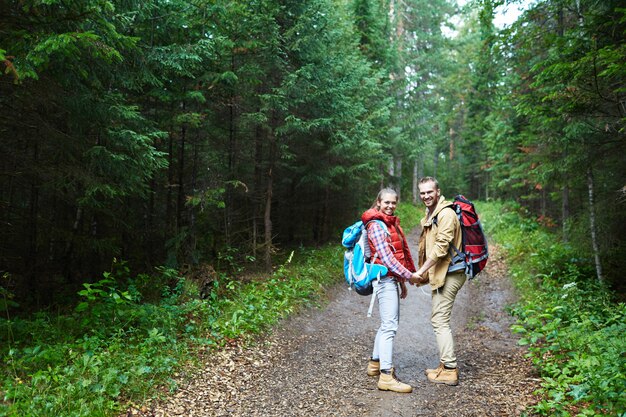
[434,195,489,279]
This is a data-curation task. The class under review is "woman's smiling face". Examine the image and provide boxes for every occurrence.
[377,192,398,216]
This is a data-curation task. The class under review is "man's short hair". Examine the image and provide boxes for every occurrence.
[419,176,439,190]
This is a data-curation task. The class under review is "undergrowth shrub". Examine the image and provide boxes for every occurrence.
[479,201,626,417]
[0,245,342,417]
[396,201,421,230]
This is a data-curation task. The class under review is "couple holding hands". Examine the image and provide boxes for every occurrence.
[362,176,465,392]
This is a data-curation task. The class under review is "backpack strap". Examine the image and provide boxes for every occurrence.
[364,220,391,257]
[364,220,387,318]
[365,220,389,236]
[367,272,382,318]
[432,206,465,272]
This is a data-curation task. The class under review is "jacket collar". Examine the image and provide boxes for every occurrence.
[362,208,399,227]
[421,196,453,226]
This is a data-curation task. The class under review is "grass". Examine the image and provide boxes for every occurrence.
[0,244,344,417]
[478,200,626,417]
[396,201,423,230]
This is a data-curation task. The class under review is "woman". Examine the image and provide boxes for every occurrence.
[361,188,421,393]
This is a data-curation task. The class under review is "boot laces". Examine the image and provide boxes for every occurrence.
[390,369,404,383]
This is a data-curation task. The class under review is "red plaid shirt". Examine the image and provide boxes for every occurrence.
[367,221,412,281]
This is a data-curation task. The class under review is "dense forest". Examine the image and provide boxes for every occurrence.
[1,1,625,416]
[1,0,624,307]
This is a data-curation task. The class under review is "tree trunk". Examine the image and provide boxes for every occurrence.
[63,206,83,281]
[557,12,568,243]
[587,166,603,281]
[484,171,490,200]
[252,124,264,259]
[4,153,16,228]
[322,184,330,242]
[177,122,186,232]
[388,0,396,38]
[166,131,175,234]
[449,127,455,160]
[264,167,273,272]
[226,100,234,242]
[395,157,402,201]
[188,131,199,259]
[562,184,570,243]
[225,53,237,244]
[264,128,276,273]
[287,179,296,242]
[412,159,418,204]
[27,138,40,295]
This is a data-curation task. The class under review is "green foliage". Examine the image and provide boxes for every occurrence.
[0,245,341,416]
[213,246,341,339]
[0,265,197,416]
[433,0,625,292]
[2,0,622,412]
[480,201,626,416]
[396,202,422,231]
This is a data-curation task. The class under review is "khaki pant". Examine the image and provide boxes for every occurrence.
[431,272,466,368]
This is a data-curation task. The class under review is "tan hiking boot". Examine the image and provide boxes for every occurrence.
[377,368,413,393]
[427,366,458,386]
[367,359,380,376]
[424,362,444,377]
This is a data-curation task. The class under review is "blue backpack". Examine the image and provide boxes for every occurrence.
[342,220,389,297]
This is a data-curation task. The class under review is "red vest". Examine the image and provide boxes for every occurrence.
[361,209,416,274]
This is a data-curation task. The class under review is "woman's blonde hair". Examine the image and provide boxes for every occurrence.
[371,187,398,209]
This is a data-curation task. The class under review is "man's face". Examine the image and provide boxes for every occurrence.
[418,181,440,209]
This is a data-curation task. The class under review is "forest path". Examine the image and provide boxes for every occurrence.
[137,228,540,417]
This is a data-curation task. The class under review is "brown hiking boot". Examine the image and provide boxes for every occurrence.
[377,368,413,393]
[424,362,444,377]
[367,358,380,376]
[427,366,458,386]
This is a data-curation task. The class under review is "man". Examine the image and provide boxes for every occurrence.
[409,176,464,386]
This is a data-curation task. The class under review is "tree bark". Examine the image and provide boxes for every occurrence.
[587,166,603,281]
[264,166,273,272]
[189,131,199,259]
[264,127,277,273]
[253,124,264,259]
[395,157,402,201]
[322,184,330,242]
[225,52,238,244]
[166,130,175,234]
[63,206,83,281]
[226,100,234,243]
[562,184,570,243]
[177,122,186,232]
[412,159,418,204]
[558,7,568,244]
[27,137,40,294]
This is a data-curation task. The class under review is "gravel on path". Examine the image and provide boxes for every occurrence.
[127,229,540,417]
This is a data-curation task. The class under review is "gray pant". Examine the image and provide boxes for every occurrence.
[371,277,399,371]
[431,272,466,368]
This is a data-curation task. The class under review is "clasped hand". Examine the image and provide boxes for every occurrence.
[408,272,428,286]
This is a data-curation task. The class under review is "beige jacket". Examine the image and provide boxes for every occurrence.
[418,196,462,290]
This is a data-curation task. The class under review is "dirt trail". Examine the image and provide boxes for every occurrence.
[133,229,540,417]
